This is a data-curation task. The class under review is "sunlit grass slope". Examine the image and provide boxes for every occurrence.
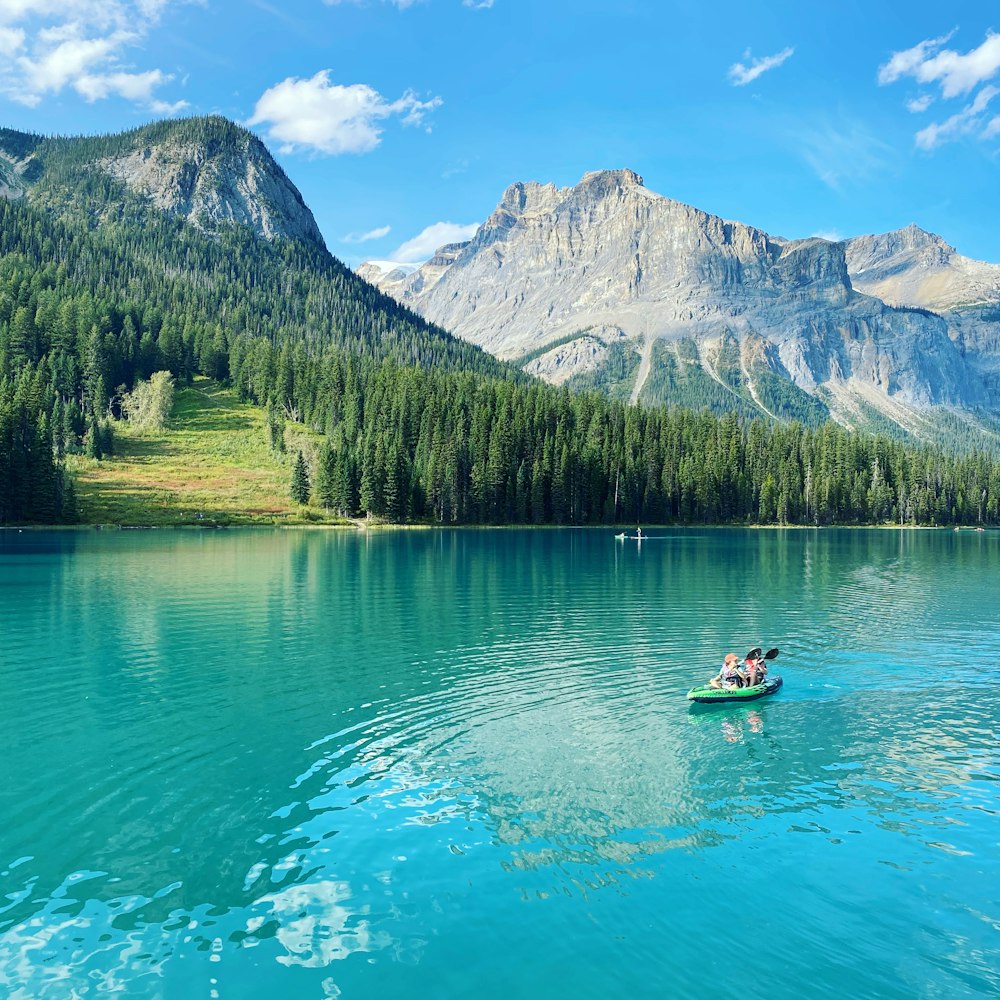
[70,378,349,527]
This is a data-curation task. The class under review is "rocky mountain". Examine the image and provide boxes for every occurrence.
[845,225,1000,312]
[0,117,325,246]
[363,170,998,434]
[845,226,1000,400]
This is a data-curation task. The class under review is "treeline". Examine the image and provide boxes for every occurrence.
[231,341,1000,527]
[0,366,76,523]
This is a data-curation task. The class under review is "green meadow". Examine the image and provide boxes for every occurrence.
[69,378,351,527]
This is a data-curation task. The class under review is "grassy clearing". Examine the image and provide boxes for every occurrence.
[69,377,353,527]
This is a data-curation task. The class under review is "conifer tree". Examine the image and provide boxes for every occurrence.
[290,450,310,504]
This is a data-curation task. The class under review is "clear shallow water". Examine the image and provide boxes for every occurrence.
[1,526,998,999]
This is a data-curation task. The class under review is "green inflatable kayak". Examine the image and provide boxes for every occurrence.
[686,676,783,704]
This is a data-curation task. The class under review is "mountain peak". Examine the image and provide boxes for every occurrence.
[576,167,645,193]
[845,222,1000,312]
[1,114,326,248]
[101,115,326,246]
[847,224,955,264]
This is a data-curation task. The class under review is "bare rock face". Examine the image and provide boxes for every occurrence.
[845,226,1000,394]
[0,130,35,199]
[0,154,26,200]
[100,124,325,245]
[366,170,989,422]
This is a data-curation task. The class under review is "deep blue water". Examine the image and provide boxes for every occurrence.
[1,527,998,998]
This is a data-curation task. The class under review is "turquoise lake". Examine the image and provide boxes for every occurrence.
[1,527,998,998]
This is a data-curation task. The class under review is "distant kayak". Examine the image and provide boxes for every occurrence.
[686,676,783,704]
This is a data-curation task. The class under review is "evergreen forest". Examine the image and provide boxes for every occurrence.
[3,118,1000,527]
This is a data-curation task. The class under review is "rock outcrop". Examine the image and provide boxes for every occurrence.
[0,117,326,248]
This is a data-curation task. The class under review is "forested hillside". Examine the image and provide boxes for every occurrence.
[0,118,513,523]
[3,117,1000,527]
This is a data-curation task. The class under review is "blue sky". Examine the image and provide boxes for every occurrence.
[1,0,999,266]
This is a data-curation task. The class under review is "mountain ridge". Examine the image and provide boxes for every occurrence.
[362,169,994,431]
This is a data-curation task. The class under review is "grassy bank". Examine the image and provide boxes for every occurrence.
[69,378,353,527]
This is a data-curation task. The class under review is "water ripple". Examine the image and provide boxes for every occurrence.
[1,528,999,998]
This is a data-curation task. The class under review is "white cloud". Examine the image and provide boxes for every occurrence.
[728,47,794,87]
[812,229,842,242]
[984,115,1000,140]
[906,94,933,113]
[148,96,188,115]
[0,0,188,110]
[880,31,1000,151]
[73,69,180,107]
[463,0,494,7]
[880,30,1000,99]
[341,225,392,243]
[878,30,957,87]
[248,70,442,155]
[914,85,999,149]
[18,34,125,95]
[392,221,479,263]
[0,26,26,54]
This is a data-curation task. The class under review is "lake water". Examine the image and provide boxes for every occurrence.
[1,527,998,999]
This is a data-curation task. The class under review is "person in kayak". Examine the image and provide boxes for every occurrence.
[709,653,744,689]
[744,649,768,687]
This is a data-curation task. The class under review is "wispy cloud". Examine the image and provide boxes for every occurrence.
[323,0,492,8]
[341,225,392,243]
[797,118,893,191]
[915,85,999,150]
[878,30,957,88]
[442,157,471,178]
[728,47,794,87]
[0,0,190,111]
[392,221,479,263]
[248,70,442,155]
[880,30,1000,149]
[323,0,426,8]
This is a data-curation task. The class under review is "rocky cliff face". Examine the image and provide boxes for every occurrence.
[0,117,326,248]
[364,170,990,426]
[845,225,1000,395]
[845,225,1000,312]
[0,154,26,200]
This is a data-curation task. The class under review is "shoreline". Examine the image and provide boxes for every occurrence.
[0,521,990,533]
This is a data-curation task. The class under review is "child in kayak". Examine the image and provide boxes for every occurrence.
[709,653,744,689]
[744,649,768,687]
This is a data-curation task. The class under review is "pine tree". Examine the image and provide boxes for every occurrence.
[290,450,310,505]
[85,413,102,460]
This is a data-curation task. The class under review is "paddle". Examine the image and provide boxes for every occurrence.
[742,647,778,687]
